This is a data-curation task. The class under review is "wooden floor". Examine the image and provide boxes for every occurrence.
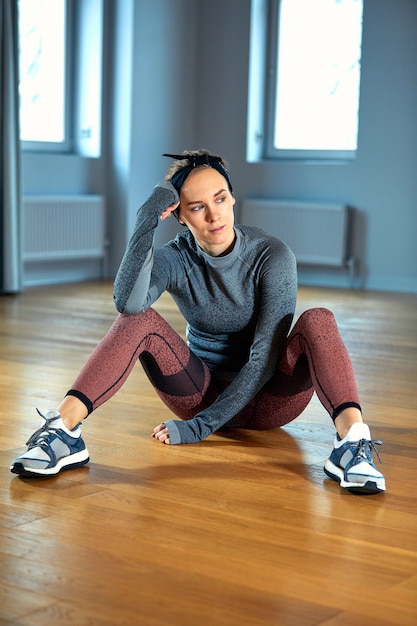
[1,282,416,626]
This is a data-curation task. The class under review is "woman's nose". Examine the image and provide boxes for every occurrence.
[206,205,220,221]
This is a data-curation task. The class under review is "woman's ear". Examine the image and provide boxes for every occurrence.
[177,206,185,225]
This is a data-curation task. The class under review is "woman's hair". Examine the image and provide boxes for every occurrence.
[163,149,232,192]
[162,149,233,222]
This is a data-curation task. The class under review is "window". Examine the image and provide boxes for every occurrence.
[247,0,364,161]
[18,0,70,151]
[18,0,104,157]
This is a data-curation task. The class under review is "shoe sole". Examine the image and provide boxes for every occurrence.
[10,449,90,477]
[324,458,386,494]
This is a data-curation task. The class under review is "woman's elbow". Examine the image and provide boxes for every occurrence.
[112,291,122,311]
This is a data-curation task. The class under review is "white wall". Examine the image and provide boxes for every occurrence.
[109,0,198,269]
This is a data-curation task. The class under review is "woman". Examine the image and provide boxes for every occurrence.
[11,150,385,494]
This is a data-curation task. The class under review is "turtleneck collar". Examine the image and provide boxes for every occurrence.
[195,227,242,267]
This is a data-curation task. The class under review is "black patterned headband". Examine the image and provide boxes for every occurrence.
[163,153,233,194]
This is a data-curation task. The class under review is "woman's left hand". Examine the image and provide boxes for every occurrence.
[152,423,171,444]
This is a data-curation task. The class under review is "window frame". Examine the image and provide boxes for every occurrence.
[19,0,103,158]
[248,0,363,162]
[19,0,74,154]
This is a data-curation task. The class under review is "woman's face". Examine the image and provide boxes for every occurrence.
[178,167,236,256]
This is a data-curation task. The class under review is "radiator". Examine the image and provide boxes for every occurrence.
[23,195,106,263]
[241,199,351,268]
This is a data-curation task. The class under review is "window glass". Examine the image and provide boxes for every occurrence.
[267,0,363,159]
[18,0,67,144]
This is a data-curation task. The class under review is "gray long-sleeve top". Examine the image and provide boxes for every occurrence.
[113,183,297,444]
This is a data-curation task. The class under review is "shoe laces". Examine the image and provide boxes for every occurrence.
[26,410,61,450]
[353,438,383,464]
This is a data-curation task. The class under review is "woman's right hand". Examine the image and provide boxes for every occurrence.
[160,201,180,221]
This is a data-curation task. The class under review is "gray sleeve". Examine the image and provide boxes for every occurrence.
[122,247,154,315]
[113,183,179,314]
[164,419,181,444]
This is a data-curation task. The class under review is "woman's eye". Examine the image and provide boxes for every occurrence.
[216,196,226,204]
[191,204,204,212]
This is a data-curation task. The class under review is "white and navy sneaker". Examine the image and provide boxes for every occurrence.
[324,422,385,494]
[11,409,89,477]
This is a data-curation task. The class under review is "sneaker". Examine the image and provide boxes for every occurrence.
[10,409,89,477]
[324,422,385,494]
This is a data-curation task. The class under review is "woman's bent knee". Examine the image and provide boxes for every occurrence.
[297,307,336,330]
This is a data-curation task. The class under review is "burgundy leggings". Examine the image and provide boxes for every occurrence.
[67,307,360,430]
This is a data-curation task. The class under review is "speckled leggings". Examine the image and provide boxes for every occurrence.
[67,307,360,429]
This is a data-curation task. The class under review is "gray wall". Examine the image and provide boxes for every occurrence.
[22,0,417,293]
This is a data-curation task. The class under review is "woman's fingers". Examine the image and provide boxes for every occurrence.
[152,423,171,444]
[160,202,180,221]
